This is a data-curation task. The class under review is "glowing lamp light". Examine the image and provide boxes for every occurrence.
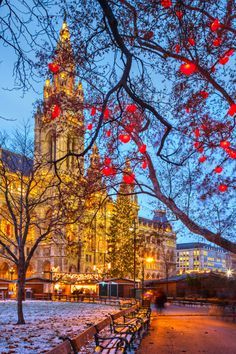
[143,31,154,40]
[142,160,148,169]
[180,62,196,76]
[227,104,236,117]
[175,11,183,19]
[123,174,135,184]
[105,129,111,137]
[119,134,131,143]
[194,128,200,138]
[213,38,221,46]
[51,105,60,119]
[104,157,112,166]
[199,91,209,99]
[219,57,229,65]
[139,144,146,154]
[87,123,93,130]
[214,166,223,173]
[220,141,230,148]
[91,107,96,116]
[210,19,220,32]
[218,184,228,192]
[126,104,137,113]
[161,0,172,8]
[175,44,181,53]
[199,156,207,163]
[48,63,59,73]
[188,38,195,46]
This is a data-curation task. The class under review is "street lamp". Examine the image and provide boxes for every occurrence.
[226,268,233,278]
[141,257,154,305]
[129,219,137,299]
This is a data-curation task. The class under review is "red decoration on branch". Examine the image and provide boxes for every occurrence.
[219,57,229,65]
[48,63,59,73]
[214,166,223,173]
[228,149,236,159]
[199,91,209,99]
[102,167,116,177]
[220,141,230,148]
[123,174,135,184]
[218,184,228,192]
[175,44,181,53]
[139,144,146,154]
[194,141,200,148]
[197,147,204,153]
[104,108,110,120]
[87,123,93,130]
[91,107,96,116]
[105,129,111,137]
[143,31,154,40]
[213,38,221,46]
[188,38,195,46]
[141,160,148,169]
[126,104,137,113]
[104,157,112,166]
[224,49,235,57]
[194,128,200,138]
[210,19,220,32]
[180,62,196,76]
[119,134,131,143]
[227,104,236,116]
[185,107,190,113]
[199,156,207,163]
[175,11,183,19]
[161,0,172,8]
[51,105,61,119]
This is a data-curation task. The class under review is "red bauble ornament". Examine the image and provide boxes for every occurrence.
[214,166,223,173]
[188,38,195,46]
[126,104,137,113]
[161,0,172,8]
[104,157,112,166]
[210,19,220,32]
[185,107,190,113]
[218,184,228,192]
[48,63,59,73]
[228,149,236,159]
[194,141,200,148]
[175,44,181,53]
[225,49,235,57]
[194,128,200,138]
[102,167,115,177]
[119,134,131,143]
[213,38,221,46]
[227,104,236,117]
[211,66,216,73]
[123,174,135,184]
[142,160,148,169]
[197,147,204,153]
[139,144,146,154]
[220,141,230,148]
[105,129,111,137]
[199,91,209,99]
[175,11,183,19]
[143,31,154,40]
[51,105,60,119]
[91,107,96,116]
[104,108,110,119]
[180,62,196,76]
[87,123,93,130]
[199,156,207,163]
[125,124,136,133]
[219,57,229,65]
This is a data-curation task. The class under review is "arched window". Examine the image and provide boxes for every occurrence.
[47,131,56,162]
[67,136,77,168]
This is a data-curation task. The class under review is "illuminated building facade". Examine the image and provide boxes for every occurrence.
[176,242,230,274]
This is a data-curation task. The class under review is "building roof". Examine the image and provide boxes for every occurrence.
[177,242,227,253]
[0,149,33,176]
[144,272,224,285]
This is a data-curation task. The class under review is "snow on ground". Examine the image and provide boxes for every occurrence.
[0,300,119,353]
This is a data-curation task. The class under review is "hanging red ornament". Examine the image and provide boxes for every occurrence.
[91,107,96,116]
[180,62,196,76]
[199,91,209,99]
[104,108,110,120]
[125,124,136,133]
[185,107,190,113]
[175,44,181,53]
[194,141,200,148]
[228,149,236,159]
[201,124,208,131]
[102,167,116,177]
[126,104,137,113]
[139,144,147,154]
[87,123,93,130]
[211,66,216,73]
[197,147,204,153]
[210,19,220,32]
[214,166,223,173]
[104,157,112,166]
[123,174,135,184]
[219,57,229,65]
[199,156,207,163]
[143,31,154,40]
[51,105,60,119]
[188,38,195,46]
[220,141,230,148]
[161,0,172,8]
[119,134,131,143]
[218,184,228,192]
[227,104,236,117]
[194,128,200,138]
[224,49,235,57]
[213,38,221,46]
[141,160,148,169]
[175,11,183,19]
[105,129,111,137]
[48,63,59,73]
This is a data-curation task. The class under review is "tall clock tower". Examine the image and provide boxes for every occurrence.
[34,21,84,173]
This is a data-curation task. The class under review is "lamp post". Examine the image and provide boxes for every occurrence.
[142,257,154,305]
[130,219,137,299]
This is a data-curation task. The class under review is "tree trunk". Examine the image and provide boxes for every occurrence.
[17,262,26,324]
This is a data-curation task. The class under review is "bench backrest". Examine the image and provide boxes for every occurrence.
[46,340,73,354]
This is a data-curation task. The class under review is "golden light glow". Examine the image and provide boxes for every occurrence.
[146,257,154,263]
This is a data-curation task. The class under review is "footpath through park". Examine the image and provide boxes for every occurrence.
[137,305,236,354]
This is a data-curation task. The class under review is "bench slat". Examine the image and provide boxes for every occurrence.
[46,340,73,354]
